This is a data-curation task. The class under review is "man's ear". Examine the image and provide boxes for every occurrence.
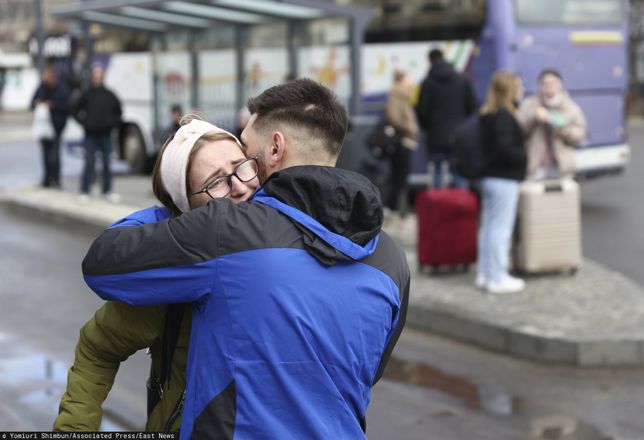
[268,131,286,166]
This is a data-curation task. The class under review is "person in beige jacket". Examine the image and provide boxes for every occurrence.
[384,69,418,215]
[517,69,587,179]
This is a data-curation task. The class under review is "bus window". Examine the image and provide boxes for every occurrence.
[338,0,486,42]
[516,0,623,25]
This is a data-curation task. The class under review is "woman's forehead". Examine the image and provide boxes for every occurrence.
[195,139,245,162]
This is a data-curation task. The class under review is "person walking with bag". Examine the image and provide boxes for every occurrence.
[31,66,70,188]
[73,64,122,202]
[477,71,527,294]
[384,69,418,218]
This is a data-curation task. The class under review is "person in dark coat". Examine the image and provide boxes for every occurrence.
[31,66,71,188]
[160,104,182,144]
[416,49,478,188]
[477,71,527,294]
[73,64,122,202]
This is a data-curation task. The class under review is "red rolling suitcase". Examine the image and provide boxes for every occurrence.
[416,188,479,270]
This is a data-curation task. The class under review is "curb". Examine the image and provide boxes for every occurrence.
[1,187,141,231]
[406,305,644,367]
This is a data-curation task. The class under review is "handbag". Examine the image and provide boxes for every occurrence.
[32,103,55,140]
[367,122,401,159]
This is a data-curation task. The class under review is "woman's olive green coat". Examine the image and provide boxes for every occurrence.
[53,301,191,432]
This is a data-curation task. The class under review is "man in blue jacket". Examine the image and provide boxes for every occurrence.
[82,78,410,440]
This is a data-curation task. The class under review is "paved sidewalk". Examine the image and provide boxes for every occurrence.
[4,178,644,367]
[0,111,32,142]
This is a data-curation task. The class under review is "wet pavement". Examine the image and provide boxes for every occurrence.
[0,201,631,439]
[0,333,132,431]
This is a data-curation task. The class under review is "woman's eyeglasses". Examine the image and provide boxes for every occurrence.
[191,157,259,199]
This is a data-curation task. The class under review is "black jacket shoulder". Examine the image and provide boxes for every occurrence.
[73,87,122,134]
[480,108,527,181]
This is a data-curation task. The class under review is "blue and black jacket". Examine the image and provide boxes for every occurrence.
[82,166,410,439]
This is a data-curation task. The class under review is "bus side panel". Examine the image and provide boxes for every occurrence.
[514,27,627,149]
[467,37,497,104]
[573,94,626,147]
[514,28,627,94]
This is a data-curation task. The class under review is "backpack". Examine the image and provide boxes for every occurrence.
[366,122,401,160]
[450,114,485,179]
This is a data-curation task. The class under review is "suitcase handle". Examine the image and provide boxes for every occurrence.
[544,182,563,193]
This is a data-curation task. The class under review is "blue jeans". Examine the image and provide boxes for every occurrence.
[477,177,520,283]
[81,133,113,195]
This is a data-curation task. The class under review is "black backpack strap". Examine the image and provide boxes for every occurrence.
[160,303,186,386]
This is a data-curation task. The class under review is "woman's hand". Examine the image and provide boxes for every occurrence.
[536,106,550,123]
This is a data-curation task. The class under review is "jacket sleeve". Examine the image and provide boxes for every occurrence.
[31,85,43,110]
[113,91,123,120]
[109,205,172,228]
[463,78,479,116]
[558,103,587,147]
[82,200,230,306]
[415,81,429,131]
[517,99,539,136]
[490,111,526,166]
[385,95,413,138]
[72,92,86,125]
[372,272,409,385]
[53,302,165,431]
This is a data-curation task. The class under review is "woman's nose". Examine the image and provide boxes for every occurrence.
[228,175,249,201]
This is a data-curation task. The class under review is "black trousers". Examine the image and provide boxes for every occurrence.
[385,144,412,213]
[81,133,113,195]
[40,136,61,188]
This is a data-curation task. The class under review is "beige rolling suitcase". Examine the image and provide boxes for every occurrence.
[513,179,582,274]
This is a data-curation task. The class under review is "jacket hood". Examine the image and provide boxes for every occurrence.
[252,166,383,265]
[429,61,457,82]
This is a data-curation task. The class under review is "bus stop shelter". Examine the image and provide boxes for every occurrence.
[51,0,373,119]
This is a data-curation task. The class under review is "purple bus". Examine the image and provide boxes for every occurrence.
[351,0,629,182]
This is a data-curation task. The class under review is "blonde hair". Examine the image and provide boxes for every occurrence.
[393,69,407,84]
[480,71,520,115]
[152,112,239,216]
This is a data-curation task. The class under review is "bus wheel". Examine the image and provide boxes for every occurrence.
[123,125,146,174]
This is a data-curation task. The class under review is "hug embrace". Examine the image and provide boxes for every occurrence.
[54,78,410,439]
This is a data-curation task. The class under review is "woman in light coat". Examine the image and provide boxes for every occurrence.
[384,69,418,215]
[517,69,587,180]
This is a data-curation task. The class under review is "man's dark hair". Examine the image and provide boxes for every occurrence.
[247,78,348,157]
[538,68,563,82]
[171,104,182,114]
[429,49,444,64]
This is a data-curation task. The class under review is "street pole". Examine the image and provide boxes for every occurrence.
[34,0,45,73]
